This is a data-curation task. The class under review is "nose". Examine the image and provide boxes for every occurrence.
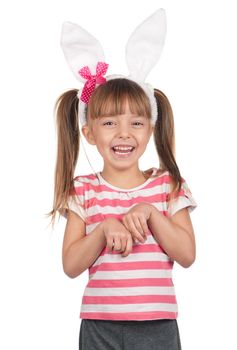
[117,122,131,138]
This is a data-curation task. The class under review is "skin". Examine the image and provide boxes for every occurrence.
[81,100,154,189]
[62,100,196,278]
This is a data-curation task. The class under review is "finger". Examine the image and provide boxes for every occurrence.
[120,235,128,252]
[138,217,149,238]
[121,235,133,257]
[133,216,147,239]
[113,237,122,251]
[122,217,142,244]
[132,236,139,244]
[126,216,146,243]
[106,236,114,252]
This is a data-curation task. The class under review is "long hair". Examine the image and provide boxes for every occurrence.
[47,79,182,227]
[46,89,80,228]
[154,88,182,195]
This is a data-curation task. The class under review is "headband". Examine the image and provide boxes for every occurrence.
[60,9,167,126]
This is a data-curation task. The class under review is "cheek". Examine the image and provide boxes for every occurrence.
[95,134,111,149]
[137,131,151,143]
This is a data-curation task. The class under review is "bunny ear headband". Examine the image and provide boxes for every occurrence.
[60,8,167,126]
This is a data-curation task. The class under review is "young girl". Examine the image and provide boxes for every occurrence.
[48,9,197,350]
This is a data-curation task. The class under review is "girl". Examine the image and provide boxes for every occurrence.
[48,10,197,350]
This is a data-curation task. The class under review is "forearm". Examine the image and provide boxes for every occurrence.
[63,222,106,278]
[148,205,195,268]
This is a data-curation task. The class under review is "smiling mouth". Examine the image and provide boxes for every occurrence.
[112,146,135,155]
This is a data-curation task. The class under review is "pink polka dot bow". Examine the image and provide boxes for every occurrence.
[78,62,109,104]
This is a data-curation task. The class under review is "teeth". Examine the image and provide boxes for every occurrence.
[113,146,134,151]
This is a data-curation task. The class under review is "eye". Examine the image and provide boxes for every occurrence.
[133,122,144,126]
[103,121,115,126]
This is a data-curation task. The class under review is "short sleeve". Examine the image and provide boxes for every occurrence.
[167,176,197,217]
[58,177,86,222]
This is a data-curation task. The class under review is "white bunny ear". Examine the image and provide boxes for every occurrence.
[126,9,167,82]
[60,22,105,82]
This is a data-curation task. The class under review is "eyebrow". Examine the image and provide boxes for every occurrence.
[99,115,147,119]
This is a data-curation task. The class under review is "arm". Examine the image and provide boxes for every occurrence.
[62,210,106,278]
[122,203,196,268]
[148,205,196,268]
[62,211,133,278]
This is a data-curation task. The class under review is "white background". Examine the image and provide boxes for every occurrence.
[0,0,236,349]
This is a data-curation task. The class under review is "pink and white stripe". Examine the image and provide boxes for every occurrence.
[64,167,197,321]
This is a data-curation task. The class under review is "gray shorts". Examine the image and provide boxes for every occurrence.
[79,319,182,350]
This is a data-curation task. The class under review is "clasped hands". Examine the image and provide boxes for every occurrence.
[102,203,155,257]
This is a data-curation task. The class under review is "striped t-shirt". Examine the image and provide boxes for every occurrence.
[62,167,197,321]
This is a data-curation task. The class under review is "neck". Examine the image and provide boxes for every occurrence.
[100,167,152,189]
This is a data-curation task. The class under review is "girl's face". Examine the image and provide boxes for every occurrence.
[82,100,154,172]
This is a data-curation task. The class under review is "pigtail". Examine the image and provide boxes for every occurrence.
[153,88,182,198]
[47,89,80,228]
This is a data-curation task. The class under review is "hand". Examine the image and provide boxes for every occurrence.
[102,217,133,257]
[121,203,153,244]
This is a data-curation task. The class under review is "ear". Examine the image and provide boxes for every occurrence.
[149,124,154,137]
[81,125,96,145]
